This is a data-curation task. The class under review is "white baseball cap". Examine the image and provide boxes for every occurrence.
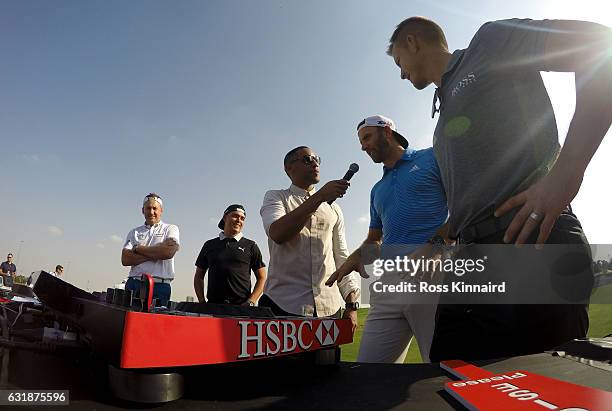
[357,115,409,148]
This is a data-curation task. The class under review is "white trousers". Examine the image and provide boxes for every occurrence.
[357,302,437,363]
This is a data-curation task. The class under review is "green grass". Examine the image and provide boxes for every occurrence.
[587,304,612,338]
[590,282,612,304]
[341,303,612,363]
[588,284,612,338]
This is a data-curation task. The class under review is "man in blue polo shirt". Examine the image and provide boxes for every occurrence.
[327,115,448,362]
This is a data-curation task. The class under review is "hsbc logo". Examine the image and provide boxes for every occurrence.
[238,320,314,359]
[315,320,339,346]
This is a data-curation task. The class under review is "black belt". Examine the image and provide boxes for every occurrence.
[457,209,518,244]
[457,206,573,244]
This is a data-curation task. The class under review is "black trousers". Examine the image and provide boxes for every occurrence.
[429,211,590,362]
[259,294,299,316]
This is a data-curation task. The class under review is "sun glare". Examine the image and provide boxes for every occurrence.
[549,0,612,26]
[536,1,612,243]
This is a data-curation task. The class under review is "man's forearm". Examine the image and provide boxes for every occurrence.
[249,276,266,303]
[435,222,449,237]
[135,242,178,260]
[555,68,612,177]
[545,22,612,177]
[122,249,150,266]
[341,235,382,271]
[194,268,206,303]
[359,238,382,265]
[432,222,451,243]
[344,290,358,303]
[269,194,323,243]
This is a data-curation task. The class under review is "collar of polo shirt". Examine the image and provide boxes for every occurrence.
[144,221,163,229]
[220,231,244,242]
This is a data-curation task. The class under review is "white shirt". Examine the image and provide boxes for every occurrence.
[219,231,243,241]
[261,184,360,317]
[123,221,180,280]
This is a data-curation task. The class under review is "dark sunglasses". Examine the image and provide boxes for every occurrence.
[291,154,321,166]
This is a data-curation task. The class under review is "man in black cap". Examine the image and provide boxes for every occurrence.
[194,204,267,306]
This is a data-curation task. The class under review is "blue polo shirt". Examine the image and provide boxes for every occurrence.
[370,148,448,246]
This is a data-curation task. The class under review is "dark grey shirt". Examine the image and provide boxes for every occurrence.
[0,261,16,275]
[434,19,561,238]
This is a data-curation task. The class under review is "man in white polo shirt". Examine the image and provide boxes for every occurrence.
[121,193,180,307]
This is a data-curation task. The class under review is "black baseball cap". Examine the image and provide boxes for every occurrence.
[218,204,246,229]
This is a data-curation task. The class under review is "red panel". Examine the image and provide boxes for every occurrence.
[445,367,612,411]
[120,312,353,369]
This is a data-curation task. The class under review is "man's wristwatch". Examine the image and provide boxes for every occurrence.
[133,244,139,255]
[247,300,255,307]
[345,301,359,311]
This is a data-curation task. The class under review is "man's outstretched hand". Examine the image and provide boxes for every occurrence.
[326,254,368,287]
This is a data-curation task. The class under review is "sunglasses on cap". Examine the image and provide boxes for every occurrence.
[143,193,164,207]
[290,154,321,166]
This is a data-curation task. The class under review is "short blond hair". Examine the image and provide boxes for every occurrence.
[387,16,448,55]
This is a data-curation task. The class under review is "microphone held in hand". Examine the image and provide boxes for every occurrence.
[342,163,360,181]
[328,163,359,204]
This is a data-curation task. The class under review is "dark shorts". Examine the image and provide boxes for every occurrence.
[429,211,590,361]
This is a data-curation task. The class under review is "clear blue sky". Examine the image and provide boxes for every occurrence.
[1,0,610,299]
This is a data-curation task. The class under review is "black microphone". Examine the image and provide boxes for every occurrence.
[328,163,359,204]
